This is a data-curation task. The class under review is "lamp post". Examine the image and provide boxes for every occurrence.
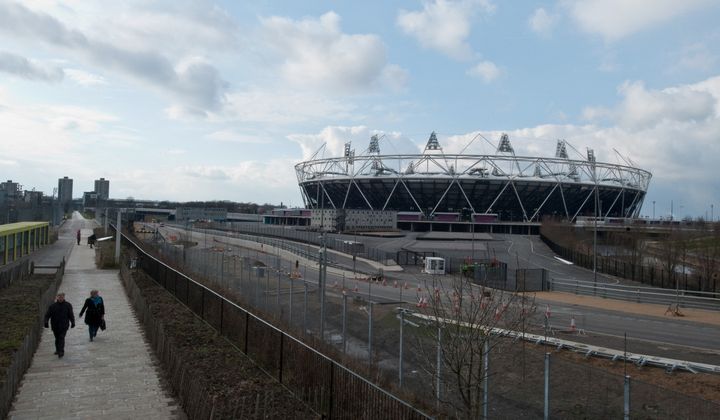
[652,201,655,219]
[593,180,599,295]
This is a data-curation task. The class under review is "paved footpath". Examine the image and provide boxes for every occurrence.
[8,221,185,419]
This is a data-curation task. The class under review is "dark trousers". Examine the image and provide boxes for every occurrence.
[88,324,99,339]
[52,328,68,354]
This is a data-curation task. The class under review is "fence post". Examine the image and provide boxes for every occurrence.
[483,338,490,420]
[398,309,404,388]
[368,302,373,364]
[342,294,347,354]
[544,352,550,420]
[278,333,284,384]
[327,362,335,419]
[624,375,631,420]
[244,311,249,354]
[219,299,224,335]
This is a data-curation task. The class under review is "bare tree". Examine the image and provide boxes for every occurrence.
[415,273,534,418]
[695,222,720,292]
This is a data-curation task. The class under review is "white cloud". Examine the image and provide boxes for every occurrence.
[219,88,358,125]
[583,79,717,129]
[260,12,406,93]
[670,43,718,73]
[563,0,715,41]
[287,126,420,161]
[467,60,501,82]
[64,68,107,86]
[205,130,270,144]
[0,51,63,81]
[528,8,559,36]
[397,0,494,60]
[0,1,229,113]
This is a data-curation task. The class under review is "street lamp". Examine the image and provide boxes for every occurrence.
[652,201,655,219]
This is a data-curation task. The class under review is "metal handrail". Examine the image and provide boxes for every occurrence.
[550,278,720,310]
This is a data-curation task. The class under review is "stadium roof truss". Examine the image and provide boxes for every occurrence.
[295,138,651,222]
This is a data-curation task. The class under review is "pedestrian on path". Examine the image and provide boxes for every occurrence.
[76,229,81,245]
[79,289,105,342]
[87,233,97,248]
[44,293,75,358]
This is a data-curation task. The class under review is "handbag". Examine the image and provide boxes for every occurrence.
[100,319,106,331]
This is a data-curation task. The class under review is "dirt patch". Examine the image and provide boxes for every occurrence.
[0,275,54,371]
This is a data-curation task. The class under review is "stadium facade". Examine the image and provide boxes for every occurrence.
[295,133,651,223]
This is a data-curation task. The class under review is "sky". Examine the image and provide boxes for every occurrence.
[1,0,719,219]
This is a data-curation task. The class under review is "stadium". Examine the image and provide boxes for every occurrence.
[295,132,652,223]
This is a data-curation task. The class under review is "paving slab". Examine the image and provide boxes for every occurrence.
[8,214,184,420]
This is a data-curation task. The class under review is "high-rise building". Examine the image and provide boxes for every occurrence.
[94,177,110,200]
[0,180,21,202]
[58,176,73,207]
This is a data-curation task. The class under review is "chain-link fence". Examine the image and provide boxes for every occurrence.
[126,226,719,419]
[123,231,430,419]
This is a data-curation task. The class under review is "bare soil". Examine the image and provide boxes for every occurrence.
[0,275,54,372]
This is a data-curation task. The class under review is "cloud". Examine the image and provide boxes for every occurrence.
[0,1,228,113]
[563,0,715,41]
[64,68,107,86]
[670,43,718,73]
[0,51,63,81]
[467,60,501,82]
[219,88,358,125]
[397,0,494,60]
[260,12,406,93]
[583,79,717,129]
[528,8,559,36]
[205,129,270,144]
[287,126,420,161]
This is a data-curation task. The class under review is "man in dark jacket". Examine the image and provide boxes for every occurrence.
[44,293,75,358]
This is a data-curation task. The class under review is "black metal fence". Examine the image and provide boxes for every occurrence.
[121,230,429,419]
[540,233,718,292]
[0,259,30,290]
[0,262,63,419]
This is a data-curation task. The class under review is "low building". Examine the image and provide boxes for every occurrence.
[310,209,397,232]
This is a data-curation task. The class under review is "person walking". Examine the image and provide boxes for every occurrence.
[79,289,105,342]
[76,229,81,245]
[44,293,75,358]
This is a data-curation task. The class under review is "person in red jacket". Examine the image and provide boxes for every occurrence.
[44,293,75,358]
